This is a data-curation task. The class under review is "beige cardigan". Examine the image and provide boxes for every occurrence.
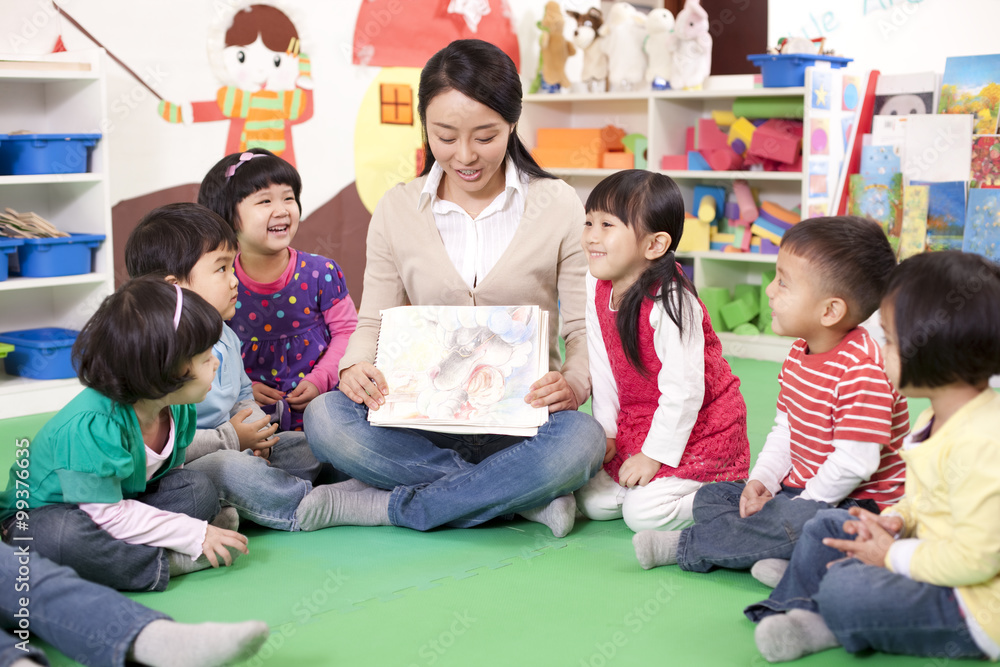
[340,173,591,403]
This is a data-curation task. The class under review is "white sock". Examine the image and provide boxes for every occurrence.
[632,530,680,569]
[294,484,391,531]
[130,619,269,667]
[211,506,239,531]
[332,478,376,492]
[167,545,243,577]
[755,609,839,663]
[751,558,790,588]
[518,495,576,538]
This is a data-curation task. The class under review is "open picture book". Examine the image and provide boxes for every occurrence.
[368,305,549,436]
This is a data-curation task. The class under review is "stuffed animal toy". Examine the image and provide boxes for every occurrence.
[567,7,607,93]
[537,1,575,93]
[643,8,675,89]
[599,2,647,92]
[669,0,712,90]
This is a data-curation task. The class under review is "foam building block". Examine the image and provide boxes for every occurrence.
[677,213,710,252]
[721,297,759,330]
[732,323,760,336]
[759,270,775,333]
[699,286,732,332]
[533,125,627,169]
[685,126,696,152]
[601,151,634,169]
[750,217,790,245]
[705,146,744,171]
[760,239,780,255]
[748,119,803,165]
[693,185,726,223]
[734,284,759,308]
[661,154,687,170]
[760,201,801,225]
[687,150,711,171]
[621,133,648,169]
[697,118,729,151]
[711,110,737,129]
[710,230,735,251]
[728,117,756,155]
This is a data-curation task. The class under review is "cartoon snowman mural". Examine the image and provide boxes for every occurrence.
[156,2,313,166]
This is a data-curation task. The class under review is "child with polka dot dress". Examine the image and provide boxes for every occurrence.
[199,149,357,430]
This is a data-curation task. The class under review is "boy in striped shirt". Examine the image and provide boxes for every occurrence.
[633,217,908,585]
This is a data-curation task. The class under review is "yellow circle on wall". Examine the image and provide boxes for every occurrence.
[354,67,424,213]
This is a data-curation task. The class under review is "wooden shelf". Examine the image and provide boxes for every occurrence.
[677,251,777,264]
[718,332,792,363]
[0,173,103,186]
[0,376,83,420]
[0,272,107,292]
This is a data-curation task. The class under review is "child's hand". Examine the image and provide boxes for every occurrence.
[339,363,388,410]
[201,525,249,567]
[253,383,285,406]
[618,452,661,488]
[604,437,617,464]
[286,380,320,411]
[823,515,895,568]
[524,371,579,413]
[229,409,279,452]
[846,506,904,537]
[739,480,773,518]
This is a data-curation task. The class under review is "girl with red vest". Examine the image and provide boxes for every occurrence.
[576,170,750,532]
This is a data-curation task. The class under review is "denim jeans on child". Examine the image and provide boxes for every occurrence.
[3,468,219,592]
[185,430,327,531]
[744,509,986,659]
[676,481,879,572]
[0,541,167,667]
[304,390,605,531]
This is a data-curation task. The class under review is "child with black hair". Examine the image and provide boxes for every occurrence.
[0,277,248,592]
[633,216,909,584]
[127,203,360,533]
[746,251,1000,663]
[197,149,357,430]
[576,170,750,532]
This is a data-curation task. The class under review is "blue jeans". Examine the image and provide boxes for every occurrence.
[745,509,986,659]
[3,468,219,592]
[676,481,878,572]
[0,541,166,667]
[304,391,605,531]
[186,431,320,531]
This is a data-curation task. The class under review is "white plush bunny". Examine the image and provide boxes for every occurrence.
[599,2,647,92]
[643,8,675,88]
[669,0,712,90]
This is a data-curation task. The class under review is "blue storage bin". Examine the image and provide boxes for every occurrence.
[14,233,105,277]
[0,328,78,380]
[747,54,853,88]
[0,238,24,281]
[0,133,101,175]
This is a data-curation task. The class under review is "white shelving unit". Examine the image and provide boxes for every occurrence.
[0,50,113,418]
[521,77,803,362]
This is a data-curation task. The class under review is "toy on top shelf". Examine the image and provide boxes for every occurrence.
[669,0,711,90]
[534,1,576,93]
[621,133,648,169]
[643,8,675,90]
[567,8,608,93]
[747,36,852,88]
[600,2,647,92]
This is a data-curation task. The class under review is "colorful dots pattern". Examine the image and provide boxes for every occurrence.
[227,250,351,430]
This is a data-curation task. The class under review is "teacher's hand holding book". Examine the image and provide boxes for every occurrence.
[339,363,388,410]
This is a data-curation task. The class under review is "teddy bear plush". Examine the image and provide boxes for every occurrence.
[643,8,675,89]
[599,2,647,92]
[567,7,607,93]
[537,1,575,93]
[669,0,712,90]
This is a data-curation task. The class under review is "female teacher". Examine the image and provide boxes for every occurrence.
[302,39,603,536]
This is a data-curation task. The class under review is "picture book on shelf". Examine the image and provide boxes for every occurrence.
[970,135,1000,188]
[874,71,937,117]
[913,180,967,252]
[963,188,1000,262]
[369,305,549,436]
[938,54,1000,135]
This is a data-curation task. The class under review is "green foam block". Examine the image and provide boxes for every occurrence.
[700,286,732,332]
[759,270,775,333]
[734,284,759,307]
[721,297,759,330]
[732,323,760,336]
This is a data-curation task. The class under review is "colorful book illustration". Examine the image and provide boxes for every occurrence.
[874,71,937,117]
[898,185,929,260]
[912,180,967,251]
[938,54,1000,135]
[970,135,1000,188]
[963,188,1000,262]
[369,305,549,436]
[848,172,903,250]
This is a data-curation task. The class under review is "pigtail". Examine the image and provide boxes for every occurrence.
[617,251,696,375]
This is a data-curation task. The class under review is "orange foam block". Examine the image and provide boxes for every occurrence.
[760,201,801,225]
[601,151,634,169]
[532,147,598,169]
[534,125,627,168]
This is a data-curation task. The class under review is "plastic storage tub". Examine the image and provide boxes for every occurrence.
[0,238,24,281]
[0,133,101,175]
[14,233,105,277]
[747,54,853,88]
[0,328,78,380]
